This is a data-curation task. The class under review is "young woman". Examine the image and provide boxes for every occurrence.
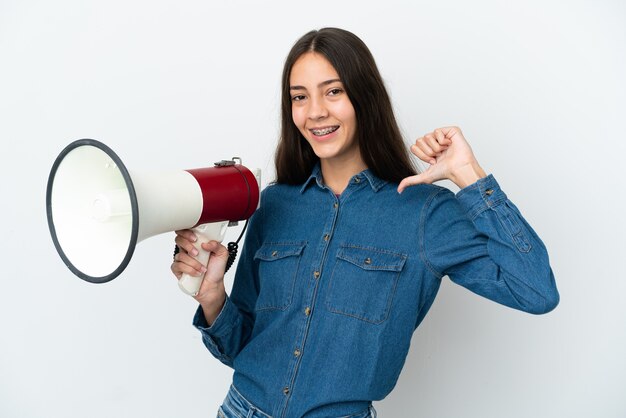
[171,28,559,418]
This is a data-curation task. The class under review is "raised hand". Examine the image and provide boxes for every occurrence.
[397,126,486,193]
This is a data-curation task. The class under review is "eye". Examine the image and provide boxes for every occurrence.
[328,88,343,96]
[291,94,306,102]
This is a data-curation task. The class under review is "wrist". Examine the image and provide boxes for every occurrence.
[198,289,226,327]
[197,281,226,304]
[450,162,486,189]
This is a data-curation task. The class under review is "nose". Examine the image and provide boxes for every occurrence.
[307,95,328,120]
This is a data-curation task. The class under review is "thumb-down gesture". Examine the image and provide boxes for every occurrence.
[398,126,486,193]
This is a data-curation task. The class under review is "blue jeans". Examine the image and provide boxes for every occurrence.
[217,385,377,418]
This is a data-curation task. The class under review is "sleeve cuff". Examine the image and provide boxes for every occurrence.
[192,296,240,338]
[455,174,507,220]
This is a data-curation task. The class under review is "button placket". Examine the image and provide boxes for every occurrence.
[282,193,339,412]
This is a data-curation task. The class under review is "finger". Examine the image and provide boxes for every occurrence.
[423,133,447,153]
[434,129,452,146]
[175,229,197,243]
[171,259,206,279]
[200,241,231,283]
[175,235,199,257]
[201,240,229,256]
[440,126,463,141]
[412,141,436,165]
[175,251,207,274]
[170,262,183,279]
[397,172,432,194]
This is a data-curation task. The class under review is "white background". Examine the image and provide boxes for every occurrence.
[1,1,624,417]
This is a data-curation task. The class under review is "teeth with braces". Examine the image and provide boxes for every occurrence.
[311,126,338,136]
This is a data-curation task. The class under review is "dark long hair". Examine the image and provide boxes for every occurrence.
[274,27,417,184]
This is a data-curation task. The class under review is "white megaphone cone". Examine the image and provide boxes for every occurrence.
[46,139,260,296]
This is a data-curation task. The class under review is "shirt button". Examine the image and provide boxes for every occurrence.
[485,189,494,196]
[323,234,330,241]
[304,307,311,316]
[333,202,339,209]
[294,349,301,357]
[313,271,320,279]
[354,177,361,183]
[364,257,372,265]
[271,250,278,257]
[283,387,290,395]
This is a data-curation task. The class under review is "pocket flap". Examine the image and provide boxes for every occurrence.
[336,245,406,271]
[254,242,307,261]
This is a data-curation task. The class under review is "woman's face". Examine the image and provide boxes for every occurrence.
[289,52,361,168]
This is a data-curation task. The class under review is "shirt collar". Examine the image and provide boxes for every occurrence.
[299,163,388,194]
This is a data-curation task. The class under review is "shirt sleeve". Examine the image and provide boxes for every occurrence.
[420,175,559,314]
[192,196,264,367]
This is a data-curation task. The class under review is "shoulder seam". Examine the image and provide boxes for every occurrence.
[418,187,450,279]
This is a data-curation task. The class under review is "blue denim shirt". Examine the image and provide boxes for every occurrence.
[193,164,559,418]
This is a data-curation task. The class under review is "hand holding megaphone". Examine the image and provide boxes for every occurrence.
[172,230,230,300]
[46,139,261,293]
[175,222,229,296]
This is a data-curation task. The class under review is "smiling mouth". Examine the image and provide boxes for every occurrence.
[310,126,339,136]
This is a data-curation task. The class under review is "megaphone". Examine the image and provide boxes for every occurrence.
[46,139,260,296]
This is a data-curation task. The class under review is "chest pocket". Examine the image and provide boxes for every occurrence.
[254,242,306,311]
[326,245,407,324]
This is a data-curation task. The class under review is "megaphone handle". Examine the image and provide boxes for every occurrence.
[178,221,229,296]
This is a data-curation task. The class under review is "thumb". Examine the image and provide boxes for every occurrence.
[201,241,231,266]
[397,172,432,194]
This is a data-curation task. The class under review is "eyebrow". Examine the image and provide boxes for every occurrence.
[289,78,342,91]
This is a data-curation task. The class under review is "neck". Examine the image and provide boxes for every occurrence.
[320,157,368,195]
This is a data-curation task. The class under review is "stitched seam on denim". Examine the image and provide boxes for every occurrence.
[255,256,303,312]
[419,188,446,279]
[254,241,307,311]
[257,241,307,247]
[415,281,442,327]
[338,406,374,418]
[222,403,244,418]
[214,310,242,339]
[254,242,307,260]
[325,250,402,324]
[340,244,408,258]
[340,179,365,202]
[281,195,339,417]
[337,260,404,271]
[251,195,265,297]
[455,176,483,198]
[465,193,506,219]
[337,244,407,270]
[230,385,273,418]
[362,170,387,192]
[503,201,532,253]
[204,334,233,365]
[492,205,532,253]
[281,264,323,416]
